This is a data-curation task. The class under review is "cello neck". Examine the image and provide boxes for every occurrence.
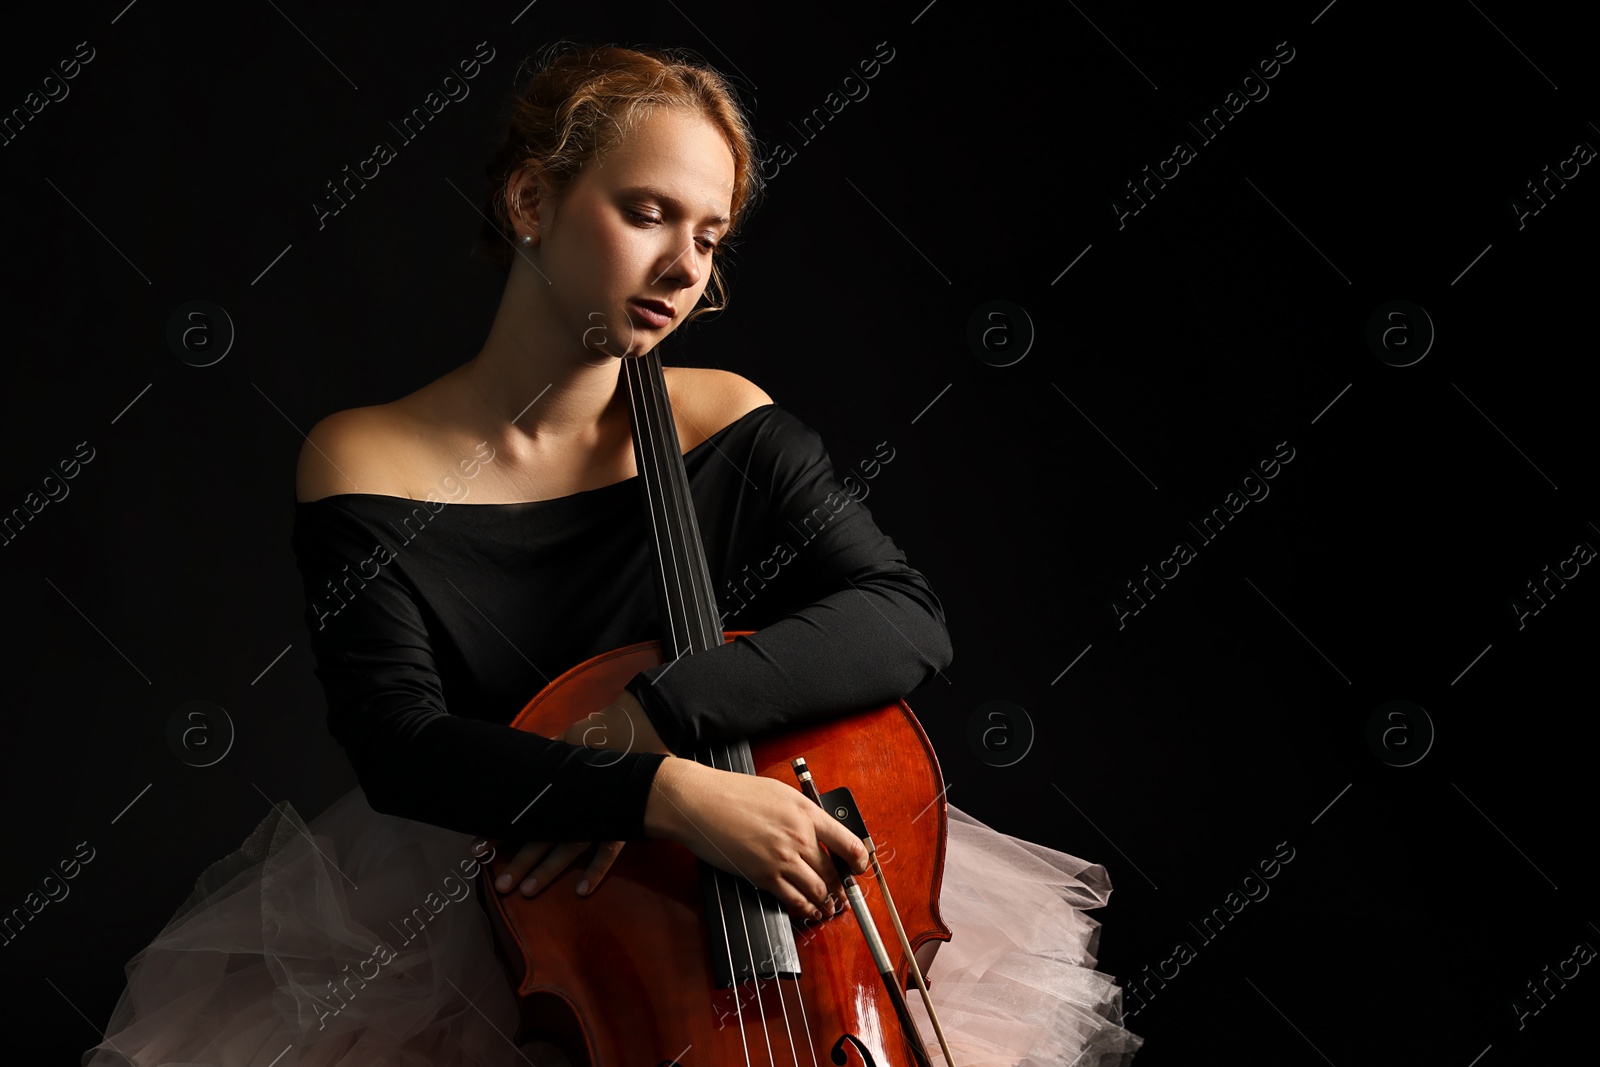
[623,352,801,988]
[622,350,725,664]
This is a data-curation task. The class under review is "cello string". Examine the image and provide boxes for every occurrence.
[651,357,726,677]
[636,357,687,656]
[639,357,792,1061]
[630,361,761,1067]
[627,355,765,1059]
[707,742,787,1066]
[677,756,763,1051]
[641,357,819,1066]
[636,375,758,919]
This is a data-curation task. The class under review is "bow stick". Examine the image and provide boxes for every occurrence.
[791,757,955,1067]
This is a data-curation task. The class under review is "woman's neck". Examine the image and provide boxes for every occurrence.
[444,262,634,459]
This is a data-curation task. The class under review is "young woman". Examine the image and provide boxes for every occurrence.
[82,43,1142,1066]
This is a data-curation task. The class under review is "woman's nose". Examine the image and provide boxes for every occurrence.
[655,238,702,289]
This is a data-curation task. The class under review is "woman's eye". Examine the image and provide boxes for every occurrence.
[627,208,717,251]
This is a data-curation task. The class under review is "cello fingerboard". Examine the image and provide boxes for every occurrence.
[622,351,802,988]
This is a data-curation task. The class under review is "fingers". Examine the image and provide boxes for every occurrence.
[778,874,833,923]
[493,840,590,896]
[816,814,870,877]
[491,839,550,894]
[482,839,626,898]
[812,812,867,917]
[774,847,830,923]
[579,841,626,896]
[779,812,866,924]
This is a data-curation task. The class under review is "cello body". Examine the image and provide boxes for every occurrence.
[477,632,950,1063]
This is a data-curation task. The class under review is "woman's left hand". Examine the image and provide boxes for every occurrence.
[477,689,672,900]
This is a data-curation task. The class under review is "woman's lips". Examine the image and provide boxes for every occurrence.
[629,300,672,328]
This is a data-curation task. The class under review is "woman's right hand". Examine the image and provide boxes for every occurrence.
[475,837,621,900]
[644,757,869,924]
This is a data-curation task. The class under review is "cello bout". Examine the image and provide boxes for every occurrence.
[477,631,951,1064]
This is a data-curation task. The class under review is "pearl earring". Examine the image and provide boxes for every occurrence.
[520,233,534,247]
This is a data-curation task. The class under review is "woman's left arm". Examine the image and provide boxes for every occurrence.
[623,406,954,752]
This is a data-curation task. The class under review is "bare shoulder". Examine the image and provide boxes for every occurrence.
[295,405,403,503]
[675,367,774,443]
[295,370,772,503]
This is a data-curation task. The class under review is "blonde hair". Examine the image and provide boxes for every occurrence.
[477,41,764,323]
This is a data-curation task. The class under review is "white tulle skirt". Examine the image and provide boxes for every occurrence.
[81,786,1142,1067]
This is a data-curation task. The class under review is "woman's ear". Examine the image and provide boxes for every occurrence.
[507,160,550,244]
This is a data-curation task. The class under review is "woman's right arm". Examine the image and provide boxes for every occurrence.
[292,489,668,844]
[294,414,864,917]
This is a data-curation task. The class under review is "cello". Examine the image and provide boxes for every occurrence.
[475,347,952,1064]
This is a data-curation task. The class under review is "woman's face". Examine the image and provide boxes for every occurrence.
[531,106,736,360]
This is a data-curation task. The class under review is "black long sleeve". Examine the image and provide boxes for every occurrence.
[623,407,953,752]
[291,499,668,843]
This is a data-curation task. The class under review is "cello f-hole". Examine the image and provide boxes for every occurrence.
[832,1033,878,1066]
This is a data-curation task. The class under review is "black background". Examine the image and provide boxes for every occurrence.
[2,1,1594,1064]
